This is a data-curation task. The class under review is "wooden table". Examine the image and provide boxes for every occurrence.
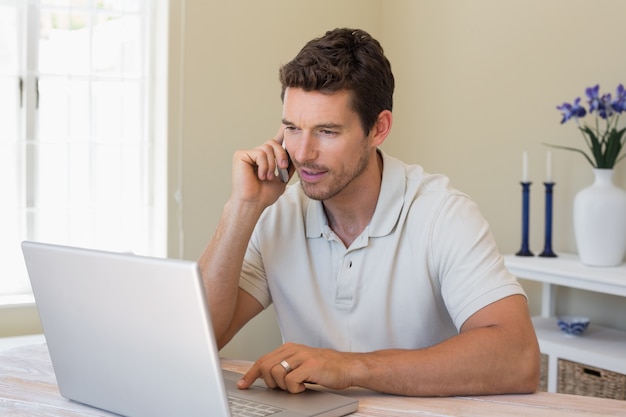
[1,343,624,416]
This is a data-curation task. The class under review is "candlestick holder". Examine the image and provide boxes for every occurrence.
[539,182,557,257]
[516,181,534,256]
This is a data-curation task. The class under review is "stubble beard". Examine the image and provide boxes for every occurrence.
[299,141,371,202]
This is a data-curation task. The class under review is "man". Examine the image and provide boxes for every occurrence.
[199,28,540,397]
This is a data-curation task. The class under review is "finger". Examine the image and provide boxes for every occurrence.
[260,141,290,181]
[272,124,286,145]
[247,145,280,181]
[238,347,285,390]
[244,343,304,391]
[270,362,290,391]
[271,126,291,172]
[254,146,277,181]
[285,375,307,394]
[282,360,310,393]
[237,362,263,390]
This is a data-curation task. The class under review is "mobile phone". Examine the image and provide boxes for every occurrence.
[277,144,292,183]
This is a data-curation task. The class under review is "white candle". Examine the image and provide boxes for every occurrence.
[522,150,528,182]
[546,151,552,183]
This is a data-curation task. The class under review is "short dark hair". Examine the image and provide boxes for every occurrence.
[279,28,394,134]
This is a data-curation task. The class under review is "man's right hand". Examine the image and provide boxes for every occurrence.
[230,125,293,209]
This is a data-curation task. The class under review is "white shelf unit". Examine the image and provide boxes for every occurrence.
[504,253,626,393]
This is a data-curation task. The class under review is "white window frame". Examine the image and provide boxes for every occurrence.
[0,0,167,302]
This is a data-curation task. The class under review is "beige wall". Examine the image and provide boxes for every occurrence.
[382,0,626,255]
[0,305,42,336]
[170,0,626,359]
[380,0,626,329]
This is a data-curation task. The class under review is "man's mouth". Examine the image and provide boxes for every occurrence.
[298,167,327,182]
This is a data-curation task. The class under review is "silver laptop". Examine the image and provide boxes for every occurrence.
[21,241,358,417]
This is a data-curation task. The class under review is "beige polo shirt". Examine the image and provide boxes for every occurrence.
[240,151,524,352]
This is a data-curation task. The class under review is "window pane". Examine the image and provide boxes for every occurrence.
[98,0,142,13]
[36,142,70,207]
[40,0,142,12]
[0,3,28,294]
[0,77,20,143]
[39,9,90,75]
[0,4,20,142]
[40,0,90,7]
[0,142,28,294]
[0,143,21,206]
[92,80,143,142]
[93,14,143,77]
[38,78,90,142]
[0,0,163,298]
[68,142,91,207]
[0,5,19,74]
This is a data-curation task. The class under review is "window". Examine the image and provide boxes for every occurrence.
[0,0,166,298]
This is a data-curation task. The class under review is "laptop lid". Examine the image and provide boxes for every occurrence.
[21,241,358,417]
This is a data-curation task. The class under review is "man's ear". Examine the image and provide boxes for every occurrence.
[371,110,393,147]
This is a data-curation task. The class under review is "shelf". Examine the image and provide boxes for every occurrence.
[533,317,626,375]
[504,254,626,297]
[505,253,626,395]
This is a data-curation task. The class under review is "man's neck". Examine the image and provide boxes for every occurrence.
[323,151,383,247]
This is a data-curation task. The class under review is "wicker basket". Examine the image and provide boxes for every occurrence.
[557,359,626,400]
[538,353,548,392]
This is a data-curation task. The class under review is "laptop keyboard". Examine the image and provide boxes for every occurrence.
[228,395,284,417]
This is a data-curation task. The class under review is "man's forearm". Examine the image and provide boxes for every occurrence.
[198,199,265,344]
[349,324,539,396]
[350,295,540,396]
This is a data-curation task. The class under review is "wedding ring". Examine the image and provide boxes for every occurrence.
[279,360,293,373]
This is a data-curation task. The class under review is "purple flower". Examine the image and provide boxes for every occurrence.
[551,83,626,169]
[556,97,586,124]
[585,84,600,112]
[586,84,613,119]
[612,84,626,113]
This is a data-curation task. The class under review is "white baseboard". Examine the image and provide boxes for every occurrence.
[0,334,45,352]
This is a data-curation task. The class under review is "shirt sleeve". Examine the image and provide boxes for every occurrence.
[429,192,526,330]
[239,230,273,309]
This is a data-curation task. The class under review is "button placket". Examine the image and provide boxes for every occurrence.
[335,253,358,308]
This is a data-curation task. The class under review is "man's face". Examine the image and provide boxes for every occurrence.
[282,88,376,202]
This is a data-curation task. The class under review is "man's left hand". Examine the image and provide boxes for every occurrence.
[236,342,355,393]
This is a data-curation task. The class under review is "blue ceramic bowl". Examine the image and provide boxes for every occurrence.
[557,316,590,336]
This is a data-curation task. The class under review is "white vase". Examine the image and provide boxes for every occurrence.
[573,169,626,267]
